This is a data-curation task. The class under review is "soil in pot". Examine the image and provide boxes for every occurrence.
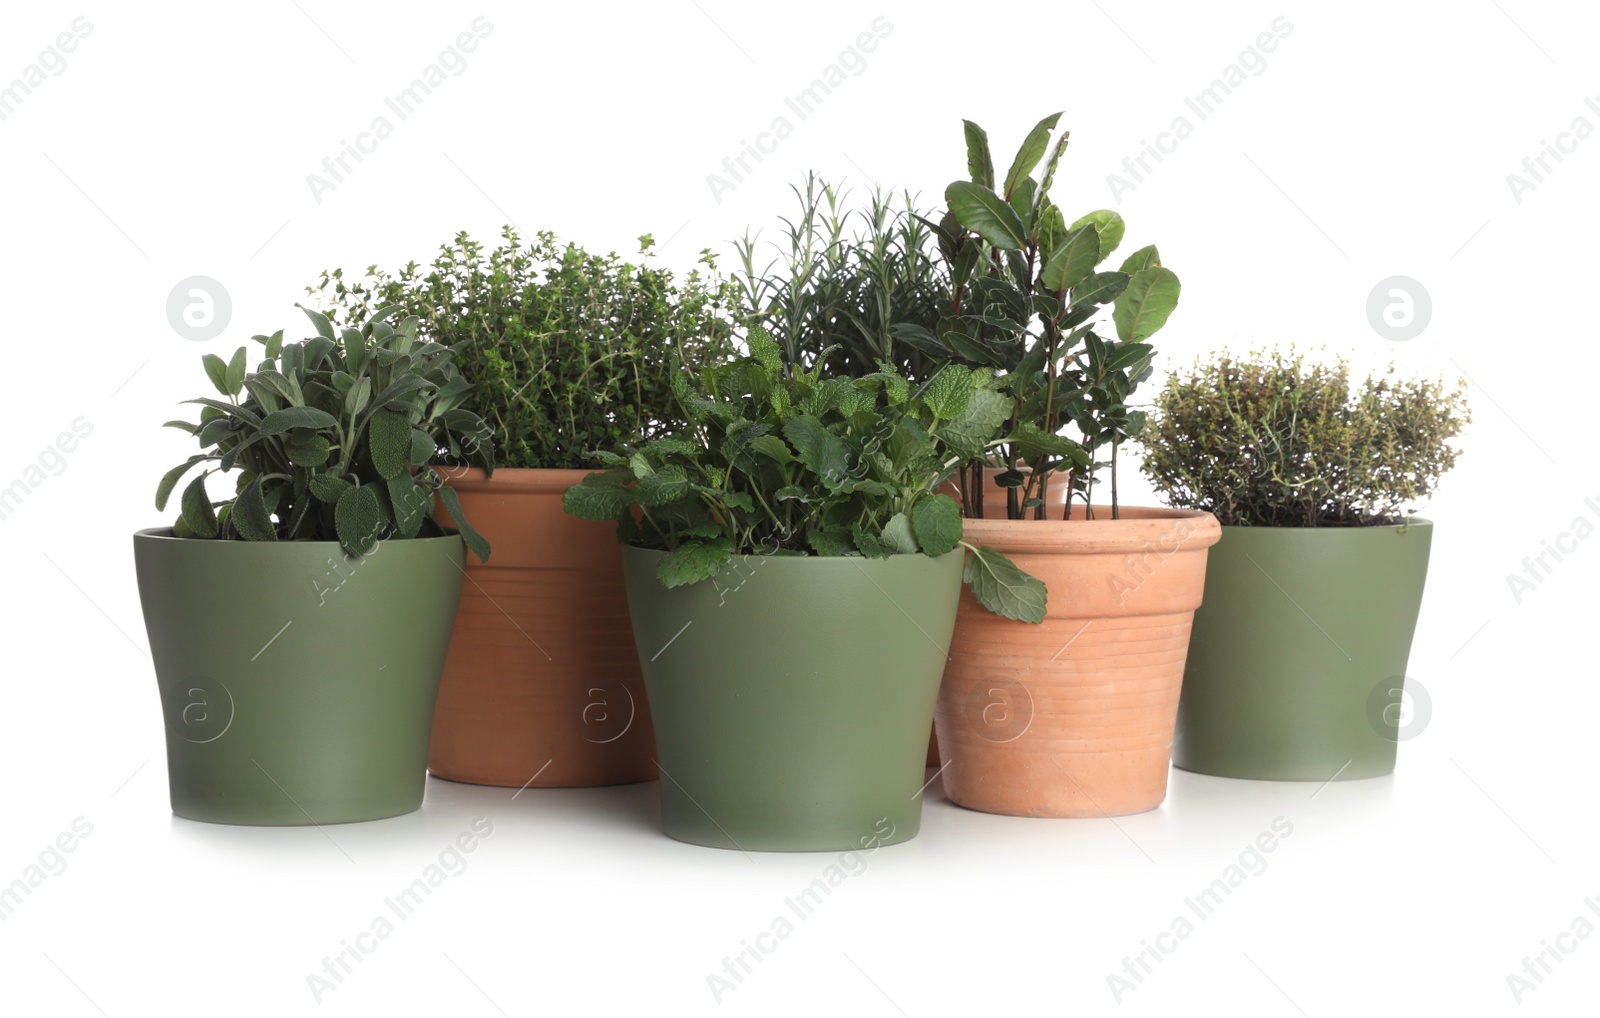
[936,507,1220,818]
[624,546,963,852]
[429,468,656,788]
[134,529,464,825]
[1173,520,1433,780]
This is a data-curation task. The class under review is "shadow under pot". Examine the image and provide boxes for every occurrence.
[624,546,963,852]
[428,468,657,789]
[936,507,1221,818]
[1173,519,1434,781]
[133,529,465,825]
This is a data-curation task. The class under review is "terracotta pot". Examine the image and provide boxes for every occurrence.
[429,467,656,787]
[938,465,1070,520]
[926,466,1071,767]
[935,506,1220,817]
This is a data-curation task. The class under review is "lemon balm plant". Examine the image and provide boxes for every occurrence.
[563,328,1043,621]
[562,329,1041,851]
[134,306,490,827]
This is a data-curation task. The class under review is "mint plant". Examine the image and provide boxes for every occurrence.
[155,306,492,561]
[562,328,1046,623]
[919,113,1182,520]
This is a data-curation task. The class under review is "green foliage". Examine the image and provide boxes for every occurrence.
[920,113,1182,520]
[1140,350,1471,526]
[155,307,492,561]
[308,227,739,470]
[735,173,950,382]
[562,329,1045,622]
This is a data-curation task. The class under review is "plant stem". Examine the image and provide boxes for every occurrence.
[1111,439,1120,520]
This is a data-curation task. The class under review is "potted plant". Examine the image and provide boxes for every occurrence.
[910,113,1221,818]
[1141,350,1469,780]
[135,306,492,825]
[562,329,1042,851]
[310,229,738,789]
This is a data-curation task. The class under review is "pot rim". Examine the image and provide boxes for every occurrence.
[1212,515,1433,532]
[959,506,1221,554]
[132,527,465,548]
[623,544,964,569]
[432,465,600,493]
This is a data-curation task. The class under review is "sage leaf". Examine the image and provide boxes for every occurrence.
[180,473,218,538]
[335,484,383,557]
[367,407,412,479]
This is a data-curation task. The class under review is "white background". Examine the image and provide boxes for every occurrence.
[2,1,1596,1014]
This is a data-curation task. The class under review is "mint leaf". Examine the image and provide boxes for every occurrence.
[782,415,849,486]
[852,523,891,558]
[880,512,919,555]
[657,538,733,587]
[563,481,634,521]
[634,464,690,505]
[749,434,794,465]
[964,545,1047,623]
[923,365,972,421]
[807,526,854,557]
[911,494,963,557]
[938,385,1009,461]
[748,326,782,372]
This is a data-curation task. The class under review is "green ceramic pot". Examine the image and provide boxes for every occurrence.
[624,546,963,852]
[133,528,465,825]
[1173,519,1433,781]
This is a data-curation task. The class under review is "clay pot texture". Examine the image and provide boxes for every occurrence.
[1173,520,1433,780]
[625,546,962,852]
[925,465,1070,767]
[429,468,655,788]
[936,507,1220,817]
[133,529,464,825]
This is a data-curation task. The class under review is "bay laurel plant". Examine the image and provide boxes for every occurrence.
[561,328,1047,623]
[154,306,492,561]
[307,227,739,470]
[734,173,949,381]
[1140,350,1470,527]
[915,113,1183,521]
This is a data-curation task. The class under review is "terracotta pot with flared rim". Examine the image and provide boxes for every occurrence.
[935,506,1220,817]
[428,467,656,788]
[925,466,1072,767]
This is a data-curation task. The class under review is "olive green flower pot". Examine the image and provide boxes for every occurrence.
[133,529,465,825]
[1172,519,1433,781]
[624,546,962,852]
